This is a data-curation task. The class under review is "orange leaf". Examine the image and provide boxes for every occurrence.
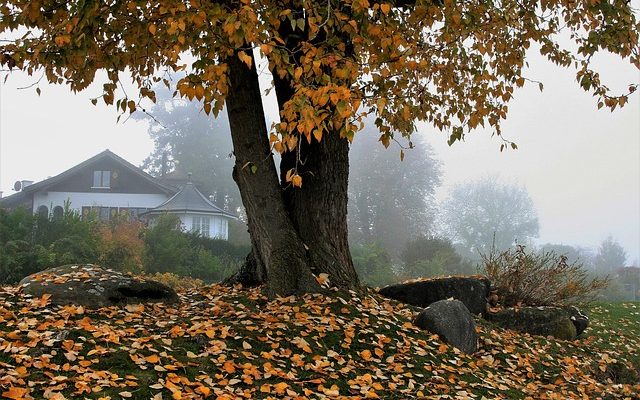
[145,354,160,364]
[360,349,372,361]
[2,387,28,400]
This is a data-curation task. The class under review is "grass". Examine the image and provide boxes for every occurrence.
[0,284,638,399]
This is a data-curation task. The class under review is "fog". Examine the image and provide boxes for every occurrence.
[1,50,638,263]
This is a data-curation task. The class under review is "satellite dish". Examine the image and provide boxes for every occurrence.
[13,181,22,191]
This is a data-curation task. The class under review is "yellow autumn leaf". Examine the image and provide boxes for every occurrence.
[237,51,252,69]
[291,174,302,188]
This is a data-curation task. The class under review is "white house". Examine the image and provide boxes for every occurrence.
[0,150,237,240]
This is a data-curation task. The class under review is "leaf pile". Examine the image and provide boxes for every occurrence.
[0,285,638,399]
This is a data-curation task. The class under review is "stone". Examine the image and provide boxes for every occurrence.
[414,299,478,354]
[567,306,589,336]
[379,276,491,315]
[486,306,581,340]
[19,264,178,308]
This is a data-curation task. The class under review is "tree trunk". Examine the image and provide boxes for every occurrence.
[224,50,320,296]
[274,75,359,289]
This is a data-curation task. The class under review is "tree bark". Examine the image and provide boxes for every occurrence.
[224,50,320,296]
[274,74,359,290]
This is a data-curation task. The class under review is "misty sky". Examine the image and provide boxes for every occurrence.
[1,50,638,264]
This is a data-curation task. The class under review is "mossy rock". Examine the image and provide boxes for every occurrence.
[486,306,579,340]
[19,264,178,308]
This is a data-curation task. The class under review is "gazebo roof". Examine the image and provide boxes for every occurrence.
[143,181,237,219]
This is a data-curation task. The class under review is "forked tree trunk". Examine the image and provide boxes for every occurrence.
[224,51,360,294]
[224,51,320,296]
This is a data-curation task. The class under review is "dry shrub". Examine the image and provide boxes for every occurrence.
[146,272,205,291]
[97,218,146,273]
[482,245,609,306]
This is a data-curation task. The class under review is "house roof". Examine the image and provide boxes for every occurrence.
[0,150,176,206]
[143,181,237,219]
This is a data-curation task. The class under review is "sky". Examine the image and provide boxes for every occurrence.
[1,50,639,264]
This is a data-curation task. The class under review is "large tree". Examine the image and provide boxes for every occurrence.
[1,0,637,296]
[440,177,539,259]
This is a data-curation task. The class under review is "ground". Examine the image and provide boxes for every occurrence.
[0,284,638,399]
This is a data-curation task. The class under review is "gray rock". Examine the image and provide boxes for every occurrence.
[414,299,478,354]
[379,276,491,315]
[567,306,589,336]
[19,264,178,308]
[486,306,580,340]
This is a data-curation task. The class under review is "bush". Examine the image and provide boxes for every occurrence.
[401,236,475,279]
[143,214,234,282]
[144,272,205,291]
[482,245,609,307]
[351,242,397,287]
[97,218,146,273]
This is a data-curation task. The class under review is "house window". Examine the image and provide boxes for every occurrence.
[192,216,210,237]
[52,206,64,219]
[37,205,48,218]
[93,170,111,188]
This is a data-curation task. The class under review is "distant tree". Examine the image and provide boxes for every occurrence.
[538,243,594,270]
[349,126,441,256]
[133,87,240,213]
[594,236,627,274]
[401,236,474,279]
[440,177,539,260]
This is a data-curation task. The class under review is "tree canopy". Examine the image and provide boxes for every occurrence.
[440,177,539,259]
[2,0,637,165]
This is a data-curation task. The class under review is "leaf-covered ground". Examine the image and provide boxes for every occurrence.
[0,284,638,399]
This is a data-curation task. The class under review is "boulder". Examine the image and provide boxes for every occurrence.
[379,276,491,315]
[567,306,589,336]
[414,299,478,354]
[486,306,585,340]
[19,264,178,308]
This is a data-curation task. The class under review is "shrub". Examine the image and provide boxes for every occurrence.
[482,245,609,306]
[97,218,146,273]
[351,242,397,287]
[143,214,232,282]
[144,272,205,291]
[401,236,475,279]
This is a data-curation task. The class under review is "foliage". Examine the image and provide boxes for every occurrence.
[350,242,397,287]
[349,127,441,255]
[143,214,235,282]
[401,236,475,279]
[440,177,539,261]
[1,0,636,155]
[482,245,610,307]
[145,272,205,291]
[97,217,146,273]
[0,207,100,283]
[593,236,628,274]
[0,285,639,399]
[1,208,238,284]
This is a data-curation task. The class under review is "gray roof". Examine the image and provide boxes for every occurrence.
[143,182,237,219]
[0,149,176,206]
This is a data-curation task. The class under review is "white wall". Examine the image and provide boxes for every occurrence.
[181,214,230,240]
[33,191,168,213]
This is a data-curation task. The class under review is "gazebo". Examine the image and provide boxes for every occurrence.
[143,181,237,239]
